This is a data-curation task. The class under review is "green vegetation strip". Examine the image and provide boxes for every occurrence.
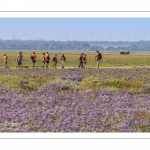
[1,52,150,68]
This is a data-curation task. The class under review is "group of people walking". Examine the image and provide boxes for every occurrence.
[30,52,66,68]
[2,50,102,68]
[3,51,67,69]
[78,53,87,68]
[78,50,102,68]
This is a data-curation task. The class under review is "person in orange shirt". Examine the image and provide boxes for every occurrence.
[41,53,46,68]
[52,54,58,68]
[94,51,102,68]
[3,53,8,68]
[31,52,36,68]
[82,54,87,68]
[60,54,66,68]
[45,52,50,68]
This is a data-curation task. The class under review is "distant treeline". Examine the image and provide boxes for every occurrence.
[1,39,150,51]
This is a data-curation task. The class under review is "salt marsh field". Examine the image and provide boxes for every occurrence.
[1,51,150,132]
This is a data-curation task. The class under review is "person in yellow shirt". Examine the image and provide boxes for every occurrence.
[31,52,36,68]
[3,53,8,68]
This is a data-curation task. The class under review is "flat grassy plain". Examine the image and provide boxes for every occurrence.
[1,51,150,67]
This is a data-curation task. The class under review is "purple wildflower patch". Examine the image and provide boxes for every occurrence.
[0,68,150,132]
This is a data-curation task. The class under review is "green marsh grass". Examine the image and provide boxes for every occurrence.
[79,77,143,91]
[0,74,56,90]
[1,51,150,68]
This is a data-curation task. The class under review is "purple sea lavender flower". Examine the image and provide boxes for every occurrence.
[67,75,83,82]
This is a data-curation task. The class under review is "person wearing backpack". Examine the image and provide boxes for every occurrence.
[52,54,58,68]
[82,54,87,68]
[94,51,102,68]
[3,53,8,68]
[78,53,84,68]
[30,52,36,68]
[45,52,50,68]
[16,52,23,68]
[41,53,46,68]
[61,54,66,68]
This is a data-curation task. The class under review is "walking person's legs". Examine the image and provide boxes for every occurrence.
[42,61,45,68]
[62,61,64,68]
[81,62,83,68]
[32,63,34,68]
[53,62,56,68]
[18,61,21,68]
[4,62,7,68]
[32,60,35,68]
[78,62,83,68]
[33,62,35,68]
[97,59,100,68]
[78,62,81,68]
[83,62,86,68]
[46,61,49,68]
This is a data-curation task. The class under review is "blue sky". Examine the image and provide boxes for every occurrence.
[0,18,150,41]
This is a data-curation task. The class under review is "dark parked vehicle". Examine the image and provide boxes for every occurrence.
[120,50,130,55]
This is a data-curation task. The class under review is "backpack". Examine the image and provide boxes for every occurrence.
[53,57,56,61]
[98,53,102,59]
[30,55,34,60]
[79,56,82,62]
[47,55,50,61]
